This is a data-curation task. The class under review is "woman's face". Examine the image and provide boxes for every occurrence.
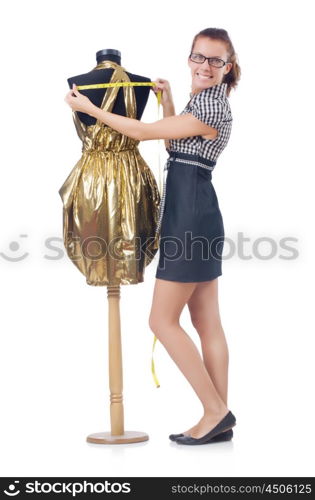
[188,37,232,94]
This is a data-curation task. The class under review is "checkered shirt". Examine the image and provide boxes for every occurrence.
[169,82,233,162]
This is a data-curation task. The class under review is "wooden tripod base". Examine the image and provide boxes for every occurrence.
[86,431,149,444]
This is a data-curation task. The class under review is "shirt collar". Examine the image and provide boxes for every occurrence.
[190,82,227,99]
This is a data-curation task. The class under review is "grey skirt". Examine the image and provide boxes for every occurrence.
[155,150,225,282]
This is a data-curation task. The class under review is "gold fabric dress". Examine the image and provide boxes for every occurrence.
[58,60,160,286]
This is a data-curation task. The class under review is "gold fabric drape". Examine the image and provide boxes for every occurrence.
[59,60,161,286]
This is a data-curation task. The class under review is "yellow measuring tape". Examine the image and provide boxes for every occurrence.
[76,81,162,389]
[76,80,161,106]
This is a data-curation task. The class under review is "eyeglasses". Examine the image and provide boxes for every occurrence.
[189,52,229,68]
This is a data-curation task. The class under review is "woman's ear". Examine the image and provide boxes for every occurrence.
[224,62,233,76]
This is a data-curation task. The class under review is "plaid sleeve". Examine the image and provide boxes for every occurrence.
[189,94,225,129]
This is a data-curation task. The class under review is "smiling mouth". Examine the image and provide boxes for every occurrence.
[196,73,213,79]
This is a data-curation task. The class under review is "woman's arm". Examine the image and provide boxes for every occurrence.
[91,107,218,141]
[150,77,176,149]
[162,101,176,150]
[65,84,218,142]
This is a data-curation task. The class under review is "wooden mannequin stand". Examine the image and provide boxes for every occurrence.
[86,285,149,444]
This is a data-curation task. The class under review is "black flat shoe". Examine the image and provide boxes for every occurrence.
[175,410,236,445]
[169,428,233,442]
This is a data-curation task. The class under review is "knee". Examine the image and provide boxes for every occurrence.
[148,315,176,340]
[190,316,205,334]
[190,311,204,331]
[148,314,162,336]
[190,315,223,336]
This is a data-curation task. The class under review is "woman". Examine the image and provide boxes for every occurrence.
[65,27,241,445]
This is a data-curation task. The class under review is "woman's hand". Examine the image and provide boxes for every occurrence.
[151,78,174,107]
[64,83,96,116]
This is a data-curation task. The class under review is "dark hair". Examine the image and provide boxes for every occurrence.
[190,28,241,97]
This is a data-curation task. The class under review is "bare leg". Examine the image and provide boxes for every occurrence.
[149,278,229,439]
[187,278,229,405]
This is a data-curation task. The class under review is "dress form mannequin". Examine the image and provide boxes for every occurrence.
[61,49,160,444]
[67,48,151,125]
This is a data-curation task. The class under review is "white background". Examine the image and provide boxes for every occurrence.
[0,0,314,478]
